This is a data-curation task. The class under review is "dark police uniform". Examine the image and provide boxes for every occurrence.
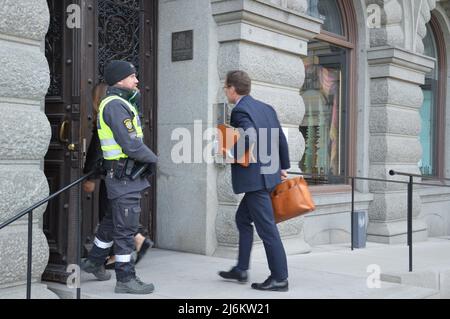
[88,86,157,283]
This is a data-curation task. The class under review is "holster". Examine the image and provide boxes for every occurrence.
[130,162,152,180]
[103,158,140,179]
[113,159,127,179]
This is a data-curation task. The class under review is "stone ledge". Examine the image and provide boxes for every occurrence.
[368,46,435,84]
[381,267,450,298]
[212,0,322,38]
[367,219,428,244]
[310,191,373,208]
[212,0,322,55]
[419,187,450,204]
[381,270,440,290]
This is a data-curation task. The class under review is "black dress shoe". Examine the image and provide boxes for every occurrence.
[251,276,288,292]
[136,239,154,264]
[218,266,248,283]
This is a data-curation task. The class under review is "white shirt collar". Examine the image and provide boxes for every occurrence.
[235,95,245,106]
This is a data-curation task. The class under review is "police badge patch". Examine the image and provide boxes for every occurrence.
[123,119,135,132]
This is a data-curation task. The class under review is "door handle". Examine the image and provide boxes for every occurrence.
[68,143,76,151]
[81,138,87,169]
[59,120,70,143]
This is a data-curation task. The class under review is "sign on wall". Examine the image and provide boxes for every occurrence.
[172,30,194,62]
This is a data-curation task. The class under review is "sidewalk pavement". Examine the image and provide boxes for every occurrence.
[46,237,450,299]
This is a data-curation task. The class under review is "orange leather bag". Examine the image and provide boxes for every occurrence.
[271,176,315,223]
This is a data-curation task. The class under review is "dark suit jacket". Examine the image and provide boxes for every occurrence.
[230,95,290,194]
[83,126,103,178]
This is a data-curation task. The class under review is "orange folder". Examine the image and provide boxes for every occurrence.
[217,124,255,167]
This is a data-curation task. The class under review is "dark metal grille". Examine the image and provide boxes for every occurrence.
[45,0,63,97]
[97,0,141,81]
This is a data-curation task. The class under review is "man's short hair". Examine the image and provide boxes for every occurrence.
[225,70,251,95]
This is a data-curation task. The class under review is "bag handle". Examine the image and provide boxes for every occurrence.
[272,177,303,197]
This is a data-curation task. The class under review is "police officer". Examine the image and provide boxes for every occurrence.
[81,60,158,295]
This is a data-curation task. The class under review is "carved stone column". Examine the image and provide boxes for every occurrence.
[366,0,436,243]
[0,0,56,298]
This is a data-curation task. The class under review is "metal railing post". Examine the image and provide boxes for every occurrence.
[76,182,82,300]
[26,211,33,299]
[351,177,355,251]
[407,176,413,272]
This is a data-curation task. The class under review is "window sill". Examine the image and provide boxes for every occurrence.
[310,184,352,194]
[418,183,450,204]
[307,190,374,216]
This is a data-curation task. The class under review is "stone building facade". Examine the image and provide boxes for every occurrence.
[1,0,450,297]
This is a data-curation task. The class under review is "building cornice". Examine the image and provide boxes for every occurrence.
[368,46,435,84]
[211,0,322,55]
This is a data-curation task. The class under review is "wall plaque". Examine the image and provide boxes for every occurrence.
[172,30,193,62]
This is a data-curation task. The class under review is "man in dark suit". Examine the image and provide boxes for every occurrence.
[218,70,290,292]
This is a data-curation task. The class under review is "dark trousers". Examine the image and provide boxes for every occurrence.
[235,189,288,281]
[97,179,147,242]
[98,179,108,221]
[88,191,142,282]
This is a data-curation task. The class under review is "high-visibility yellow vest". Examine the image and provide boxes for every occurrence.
[97,95,144,160]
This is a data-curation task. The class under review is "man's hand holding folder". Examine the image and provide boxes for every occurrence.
[217,123,256,167]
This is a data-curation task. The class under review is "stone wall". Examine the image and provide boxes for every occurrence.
[156,0,220,255]
[0,0,55,298]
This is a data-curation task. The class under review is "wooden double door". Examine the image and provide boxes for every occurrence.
[43,0,157,283]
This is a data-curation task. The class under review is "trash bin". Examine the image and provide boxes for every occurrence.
[352,211,368,248]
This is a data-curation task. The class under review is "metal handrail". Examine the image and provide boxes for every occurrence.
[388,170,450,272]
[0,170,96,299]
[389,169,450,182]
[288,170,450,273]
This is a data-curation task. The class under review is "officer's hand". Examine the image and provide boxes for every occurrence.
[83,180,96,193]
[95,158,106,176]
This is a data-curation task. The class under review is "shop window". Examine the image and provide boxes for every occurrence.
[300,42,347,183]
[419,23,439,176]
[301,0,355,185]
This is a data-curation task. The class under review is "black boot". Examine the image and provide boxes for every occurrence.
[115,277,155,294]
[81,258,112,281]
